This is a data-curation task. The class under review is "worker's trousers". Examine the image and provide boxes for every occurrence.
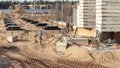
[38,37,42,44]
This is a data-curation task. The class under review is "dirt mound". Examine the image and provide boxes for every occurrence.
[91,50,120,68]
[0,55,12,68]
[57,60,108,68]
[64,45,94,62]
[92,50,120,63]
[45,46,61,61]
[1,52,108,68]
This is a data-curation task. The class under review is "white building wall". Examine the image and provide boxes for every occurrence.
[96,0,120,32]
[77,0,96,28]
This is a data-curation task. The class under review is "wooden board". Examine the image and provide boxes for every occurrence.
[96,20,120,24]
[96,25,120,28]
[96,0,120,2]
[74,27,95,37]
[97,14,120,16]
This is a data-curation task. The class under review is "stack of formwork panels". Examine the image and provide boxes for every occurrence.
[73,7,77,26]
[77,0,96,28]
[96,0,120,32]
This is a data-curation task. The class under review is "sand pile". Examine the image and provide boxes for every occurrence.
[114,50,120,61]
[56,60,108,68]
[64,45,120,63]
[45,46,61,61]
[15,19,37,31]
[37,17,44,22]
[91,50,120,68]
[37,16,49,22]
[91,50,120,63]
[64,45,94,62]
[63,45,120,68]
[13,14,20,19]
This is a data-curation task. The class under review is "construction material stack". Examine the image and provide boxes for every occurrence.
[96,0,120,32]
[77,0,96,28]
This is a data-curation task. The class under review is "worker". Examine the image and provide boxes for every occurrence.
[66,23,74,33]
[66,23,70,33]
[34,33,38,43]
[20,30,29,40]
[23,30,29,40]
[38,29,43,44]
[70,24,74,31]
[94,28,100,49]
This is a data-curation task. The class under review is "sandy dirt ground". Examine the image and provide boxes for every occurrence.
[0,14,120,68]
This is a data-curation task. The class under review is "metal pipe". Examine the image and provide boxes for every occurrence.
[34,0,37,20]
[61,0,64,29]
[10,0,13,36]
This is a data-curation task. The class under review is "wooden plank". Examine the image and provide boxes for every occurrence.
[80,18,95,21]
[83,10,96,12]
[76,28,94,37]
[96,0,120,2]
[79,24,95,27]
[96,2,120,5]
[97,19,120,21]
[79,13,96,15]
[96,25,120,28]
[96,28,120,32]
[84,6,96,9]
[79,16,95,18]
[96,21,120,25]
[79,21,95,23]
[97,14,120,16]
[79,8,96,10]
[83,3,96,5]
[80,0,95,3]
[79,23,95,25]
[96,9,120,12]
[101,29,120,32]
[103,0,119,1]
[96,21,120,24]
[97,0,119,1]
[77,24,95,28]
[79,5,95,7]
[96,17,120,20]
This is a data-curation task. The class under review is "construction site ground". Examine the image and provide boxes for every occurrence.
[0,14,120,68]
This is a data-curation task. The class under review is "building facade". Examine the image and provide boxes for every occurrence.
[96,0,120,32]
[77,0,96,28]
[77,0,120,32]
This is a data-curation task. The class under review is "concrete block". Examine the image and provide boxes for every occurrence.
[7,36,17,42]
[55,41,67,52]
